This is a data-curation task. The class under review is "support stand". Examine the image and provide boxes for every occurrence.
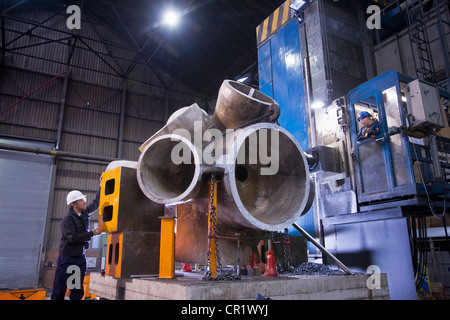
[158,206,177,279]
[206,175,218,278]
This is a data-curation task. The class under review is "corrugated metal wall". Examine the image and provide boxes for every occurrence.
[0,9,202,286]
[0,138,54,288]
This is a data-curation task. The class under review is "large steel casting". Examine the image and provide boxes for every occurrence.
[136,80,313,233]
[106,80,314,265]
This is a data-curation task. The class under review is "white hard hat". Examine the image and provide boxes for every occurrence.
[66,190,86,205]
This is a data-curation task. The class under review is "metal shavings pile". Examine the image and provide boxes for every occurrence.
[285,262,346,276]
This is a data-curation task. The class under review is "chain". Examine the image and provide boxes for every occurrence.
[270,232,281,272]
[202,174,240,281]
[282,230,292,273]
[201,109,277,281]
[271,230,293,274]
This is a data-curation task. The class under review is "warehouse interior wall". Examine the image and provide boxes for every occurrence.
[0,138,54,288]
[373,1,450,89]
[0,8,202,288]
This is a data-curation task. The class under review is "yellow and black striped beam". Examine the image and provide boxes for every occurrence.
[256,0,293,47]
[372,0,388,6]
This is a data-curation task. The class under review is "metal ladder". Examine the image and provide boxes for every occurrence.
[405,0,450,89]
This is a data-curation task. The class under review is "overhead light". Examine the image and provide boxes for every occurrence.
[289,0,307,11]
[311,100,325,109]
[162,9,181,27]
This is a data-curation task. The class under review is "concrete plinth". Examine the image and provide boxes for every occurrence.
[89,271,389,300]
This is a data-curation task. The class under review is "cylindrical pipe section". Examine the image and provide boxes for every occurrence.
[137,134,202,204]
[213,80,280,131]
[219,123,314,231]
[137,125,314,232]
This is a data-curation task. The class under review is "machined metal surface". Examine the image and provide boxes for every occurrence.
[138,103,212,153]
[213,80,280,131]
[137,134,203,204]
[136,122,314,232]
[217,123,314,231]
[132,80,313,265]
[136,81,314,233]
[174,200,257,265]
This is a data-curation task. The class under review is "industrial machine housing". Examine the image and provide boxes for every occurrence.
[256,0,450,300]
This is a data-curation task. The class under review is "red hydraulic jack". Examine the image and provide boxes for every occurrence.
[249,252,258,268]
[264,239,278,277]
[182,263,192,272]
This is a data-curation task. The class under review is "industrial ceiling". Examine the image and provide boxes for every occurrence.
[89,0,288,96]
[3,0,287,97]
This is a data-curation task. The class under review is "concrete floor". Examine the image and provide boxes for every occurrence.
[88,270,389,300]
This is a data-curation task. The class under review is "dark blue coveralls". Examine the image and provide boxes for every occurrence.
[50,189,100,300]
[356,120,381,141]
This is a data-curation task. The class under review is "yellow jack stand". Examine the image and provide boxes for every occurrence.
[158,217,176,279]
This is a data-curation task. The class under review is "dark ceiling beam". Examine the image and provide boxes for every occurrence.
[4,25,140,73]
[82,19,125,76]
[111,5,168,87]
[6,35,73,51]
[202,48,256,94]
[5,7,65,48]
[219,2,259,39]
[76,36,123,77]
[79,2,199,97]
[85,1,198,93]
[1,0,288,98]
[2,14,134,52]
[1,0,26,15]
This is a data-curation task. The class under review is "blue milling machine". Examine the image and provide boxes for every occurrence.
[256,0,450,300]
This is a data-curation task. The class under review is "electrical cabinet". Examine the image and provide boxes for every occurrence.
[405,79,444,132]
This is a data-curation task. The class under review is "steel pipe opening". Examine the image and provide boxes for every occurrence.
[137,134,202,204]
[221,123,314,231]
[214,80,280,131]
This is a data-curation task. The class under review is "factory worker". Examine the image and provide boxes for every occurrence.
[51,184,101,300]
[356,111,381,141]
